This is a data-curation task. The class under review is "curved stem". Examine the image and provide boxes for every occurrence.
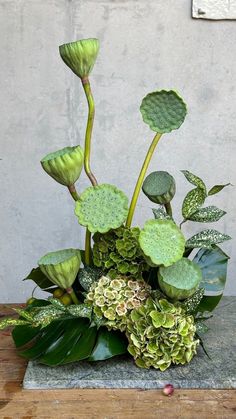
[164,202,173,217]
[68,184,80,201]
[85,229,91,266]
[126,133,162,228]
[81,77,98,187]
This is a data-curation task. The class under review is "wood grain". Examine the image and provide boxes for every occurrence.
[0,304,236,418]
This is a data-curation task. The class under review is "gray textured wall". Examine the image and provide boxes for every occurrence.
[0,0,235,302]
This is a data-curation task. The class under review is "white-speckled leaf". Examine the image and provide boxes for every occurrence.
[181,170,206,193]
[188,206,226,223]
[182,188,206,219]
[186,229,231,249]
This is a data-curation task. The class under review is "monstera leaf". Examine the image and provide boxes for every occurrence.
[140,90,187,133]
[139,219,185,267]
[158,258,202,300]
[75,184,129,233]
[142,171,176,204]
[193,245,230,312]
[186,230,231,249]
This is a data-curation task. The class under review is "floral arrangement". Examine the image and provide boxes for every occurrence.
[1,38,231,371]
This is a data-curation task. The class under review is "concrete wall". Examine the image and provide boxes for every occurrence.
[0,0,235,302]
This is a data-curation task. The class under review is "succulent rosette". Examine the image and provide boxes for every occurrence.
[59,38,99,79]
[85,275,151,331]
[41,145,84,186]
[126,298,199,371]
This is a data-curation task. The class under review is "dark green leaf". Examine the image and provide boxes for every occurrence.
[186,230,231,249]
[88,328,127,361]
[181,170,206,192]
[20,322,64,359]
[12,324,41,348]
[182,188,206,219]
[197,295,223,313]
[208,183,231,196]
[63,325,97,363]
[188,206,226,223]
[23,267,54,290]
[39,319,85,366]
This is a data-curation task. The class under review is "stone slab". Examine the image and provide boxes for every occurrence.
[192,0,236,20]
[23,297,236,389]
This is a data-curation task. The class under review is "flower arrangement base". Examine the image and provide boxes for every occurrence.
[23,297,236,390]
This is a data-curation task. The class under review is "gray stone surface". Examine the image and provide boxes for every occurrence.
[0,0,236,303]
[23,297,236,389]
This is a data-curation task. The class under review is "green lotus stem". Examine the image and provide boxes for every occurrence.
[85,229,91,266]
[81,77,98,187]
[66,287,80,305]
[81,77,98,265]
[68,184,80,201]
[126,133,162,228]
[164,202,173,217]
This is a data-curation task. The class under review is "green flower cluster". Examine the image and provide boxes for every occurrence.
[126,298,199,371]
[92,227,150,279]
[86,275,151,331]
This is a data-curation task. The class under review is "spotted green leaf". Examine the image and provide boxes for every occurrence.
[182,188,206,219]
[140,90,187,133]
[152,207,172,220]
[186,229,231,249]
[181,170,206,193]
[188,206,226,223]
[208,183,231,196]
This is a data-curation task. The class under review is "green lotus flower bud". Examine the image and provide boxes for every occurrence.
[142,171,176,204]
[38,249,81,289]
[41,145,84,186]
[59,38,99,79]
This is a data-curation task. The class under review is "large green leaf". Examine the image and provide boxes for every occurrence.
[23,267,54,290]
[193,246,229,312]
[88,328,127,361]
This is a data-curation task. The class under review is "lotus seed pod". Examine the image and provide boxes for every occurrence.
[126,297,199,371]
[85,275,151,331]
[38,249,81,289]
[139,219,185,267]
[41,145,84,187]
[142,171,176,204]
[158,258,202,301]
[59,38,99,79]
[140,90,187,133]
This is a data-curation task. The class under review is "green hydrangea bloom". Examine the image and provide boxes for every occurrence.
[92,227,150,279]
[85,275,151,331]
[126,297,199,371]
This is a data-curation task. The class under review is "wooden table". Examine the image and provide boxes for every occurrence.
[1,304,236,418]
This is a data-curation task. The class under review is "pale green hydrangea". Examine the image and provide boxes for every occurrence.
[126,297,199,371]
[86,275,151,331]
